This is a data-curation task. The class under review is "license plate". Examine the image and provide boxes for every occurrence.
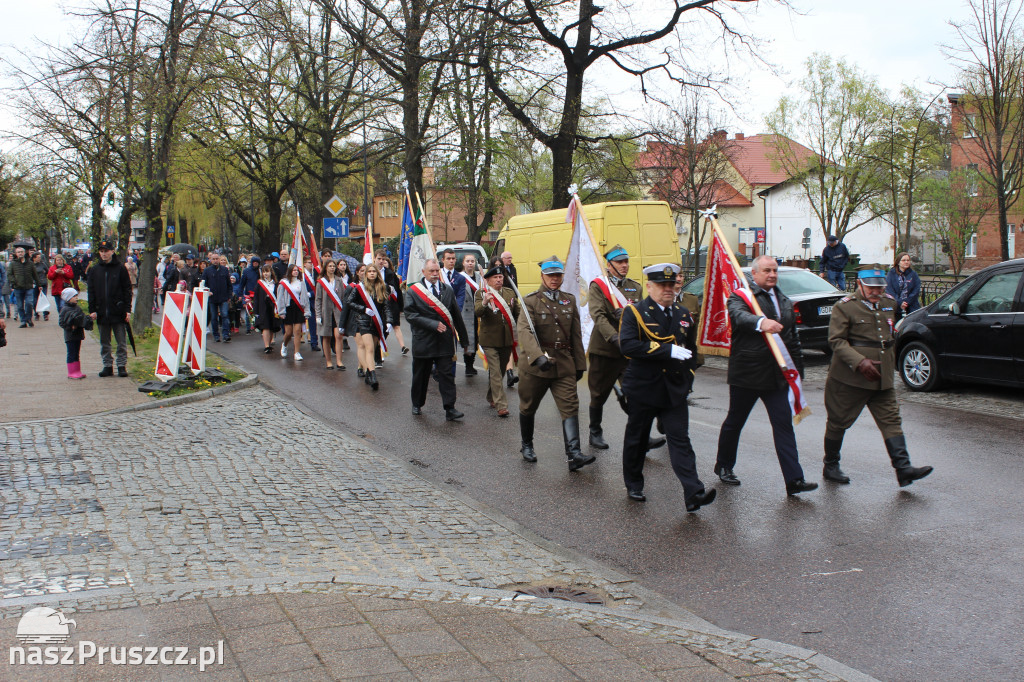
[818,305,832,316]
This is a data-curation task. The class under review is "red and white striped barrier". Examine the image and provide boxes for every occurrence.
[155,290,189,380]
[182,285,209,374]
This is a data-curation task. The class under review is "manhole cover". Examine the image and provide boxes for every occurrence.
[513,585,605,605]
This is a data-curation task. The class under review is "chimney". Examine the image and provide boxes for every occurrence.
[735,133,745,140]
[712,129,727,141]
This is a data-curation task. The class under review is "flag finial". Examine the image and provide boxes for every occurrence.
[701,205,718,220]
[567,183,579,197]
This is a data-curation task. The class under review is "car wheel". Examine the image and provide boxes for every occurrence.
[899,341,940,391]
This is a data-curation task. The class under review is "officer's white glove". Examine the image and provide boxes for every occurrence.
[670,345,693,361]
[386,323,393,333]
[316,318,321,326]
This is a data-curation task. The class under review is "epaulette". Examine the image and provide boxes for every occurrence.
[525,290,539,298]
[839,296,852,303]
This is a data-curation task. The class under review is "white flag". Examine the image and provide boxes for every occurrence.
[564,195,623,349]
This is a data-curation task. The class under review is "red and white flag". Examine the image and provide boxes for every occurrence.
[288,213,304,269]
[564,192,627,348]
[363,218,374,265]
[306,226,322,275]
[698,219,810,423]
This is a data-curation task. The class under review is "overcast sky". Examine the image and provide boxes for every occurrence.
[0,0,971,148]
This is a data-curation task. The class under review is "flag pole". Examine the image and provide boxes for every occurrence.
[703,210,790,371]
[568,191,622,309]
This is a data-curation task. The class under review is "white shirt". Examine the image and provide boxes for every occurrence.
[755,288,781,332]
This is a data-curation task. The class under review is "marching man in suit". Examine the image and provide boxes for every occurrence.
[619,263,715,511]
[405,258,468,421]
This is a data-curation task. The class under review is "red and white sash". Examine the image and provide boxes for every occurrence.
[257,279,276,302]
[318,278,344,311]
[279,279,305,310]
[355,283,388,354]
[483,284,518,362]
[410,282,456,338]
[591,275,629,309]
[458,270,480,293]
[303,269,316,292]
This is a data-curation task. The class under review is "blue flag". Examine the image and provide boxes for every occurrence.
[396,191,415,282]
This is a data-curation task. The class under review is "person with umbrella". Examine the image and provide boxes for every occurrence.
[87,240,133,377]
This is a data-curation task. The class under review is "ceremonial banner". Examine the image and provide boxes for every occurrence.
[564,192,626,349]
[396,191,416,282]
[403,192,435,281]
[697,228,746,357]
[288,214,304,269]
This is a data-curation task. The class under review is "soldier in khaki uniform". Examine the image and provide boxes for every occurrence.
[824,266,933,487]
[475,265,520,417]
[516,256,595,471]
[587,245,665,451]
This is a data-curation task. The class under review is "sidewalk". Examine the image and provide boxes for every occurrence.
[0,332,873,681]
[0,309,148,422]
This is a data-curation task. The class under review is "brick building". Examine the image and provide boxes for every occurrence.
[947,93,1023,269]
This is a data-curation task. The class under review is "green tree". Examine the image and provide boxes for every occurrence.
[919,168,993,274]
[766,54,888,241]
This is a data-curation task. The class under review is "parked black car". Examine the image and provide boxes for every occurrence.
[681,266,845,352]
[894,258,1024,391]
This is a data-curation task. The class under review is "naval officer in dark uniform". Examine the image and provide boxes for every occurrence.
[618,263,715,512]
[823,266,933,486]
[516,256,595,471]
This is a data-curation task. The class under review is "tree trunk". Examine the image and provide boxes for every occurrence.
[89,190,104,246]
[179,212,190,245]
[134,205,163,334]
[264,192,283,254]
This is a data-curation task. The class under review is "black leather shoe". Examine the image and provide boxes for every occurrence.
[646,436,666,450]
[506,369,519,387]
[627,489,646,502]
[714,465,741,486]
[521,444,537,462]
[897,465,933,487]
[685,488,716,512]
[357,368,364,377]
[445,408,464,421]
[786,478,819,496]
[98,367,114,377]
[589,431,609,449]
[117,367,128,377]
[411,406,422,415]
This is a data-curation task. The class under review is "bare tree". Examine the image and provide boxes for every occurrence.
[642,93,735,274]
[473,0,761,210]
[919,168,993,274]
[945,0,1024,261]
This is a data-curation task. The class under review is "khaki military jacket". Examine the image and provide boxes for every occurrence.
[827,290,897,390]
[587,275,641,357]
[474,286,519,348]
[517,288,586,378]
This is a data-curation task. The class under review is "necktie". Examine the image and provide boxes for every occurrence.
[431,283,438,297]
[447,270,454,284]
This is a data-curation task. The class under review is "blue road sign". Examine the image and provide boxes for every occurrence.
[323,217,349,238]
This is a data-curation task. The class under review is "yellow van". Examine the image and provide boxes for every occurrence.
[493,200,680,293]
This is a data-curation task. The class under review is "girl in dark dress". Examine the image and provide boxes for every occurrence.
[346,263,389,389]
[275,264,310,361]
[254,263,281,353]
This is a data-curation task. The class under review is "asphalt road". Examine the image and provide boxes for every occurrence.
[213,328,1024,681]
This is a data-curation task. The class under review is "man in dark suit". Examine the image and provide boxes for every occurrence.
[405,258,468,421]
[619,263,715,511]
[713,255,817,496]
[498,250,518,287]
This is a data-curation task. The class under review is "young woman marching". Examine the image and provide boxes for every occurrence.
[276,264,310,361]
[254,263,281,353]
[345,264,365,371]
[346,263,390,390]
[314,258,347,370]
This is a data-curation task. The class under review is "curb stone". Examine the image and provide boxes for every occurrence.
[0,573,878,682]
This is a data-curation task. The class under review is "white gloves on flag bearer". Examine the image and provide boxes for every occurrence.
[670,345,693,361]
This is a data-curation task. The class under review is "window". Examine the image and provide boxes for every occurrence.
[966,233,978,258]
[964,271,1022,314]
[378,201,386,218]
[964,113,978,138]
[967,164,980,196]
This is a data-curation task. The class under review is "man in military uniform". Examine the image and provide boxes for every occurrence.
[586,245,664,452]
[823,266,933,487]
[516,256,594,471]
[619,263,715,511]
[476,265,520,417]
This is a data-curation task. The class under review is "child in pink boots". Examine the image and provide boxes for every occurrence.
[58,287,91,379]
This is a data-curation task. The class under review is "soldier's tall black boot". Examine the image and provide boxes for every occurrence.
[886,436,933,487]
[520,413,537,462]
[588,405,609,449]
[464,354,478,376]
[564,416,596,471]
[823,436,850,483]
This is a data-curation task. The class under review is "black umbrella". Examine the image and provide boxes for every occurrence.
[125,322,137,357]
[165,243,198,256]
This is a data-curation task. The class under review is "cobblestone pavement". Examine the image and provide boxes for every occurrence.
[0,387,870,680]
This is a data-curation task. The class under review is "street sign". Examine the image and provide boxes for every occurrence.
[324,195,347,217]
[167,224,175,235]
[323,217,350,238]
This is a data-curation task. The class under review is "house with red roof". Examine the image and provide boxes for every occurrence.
[638,131,895,266]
